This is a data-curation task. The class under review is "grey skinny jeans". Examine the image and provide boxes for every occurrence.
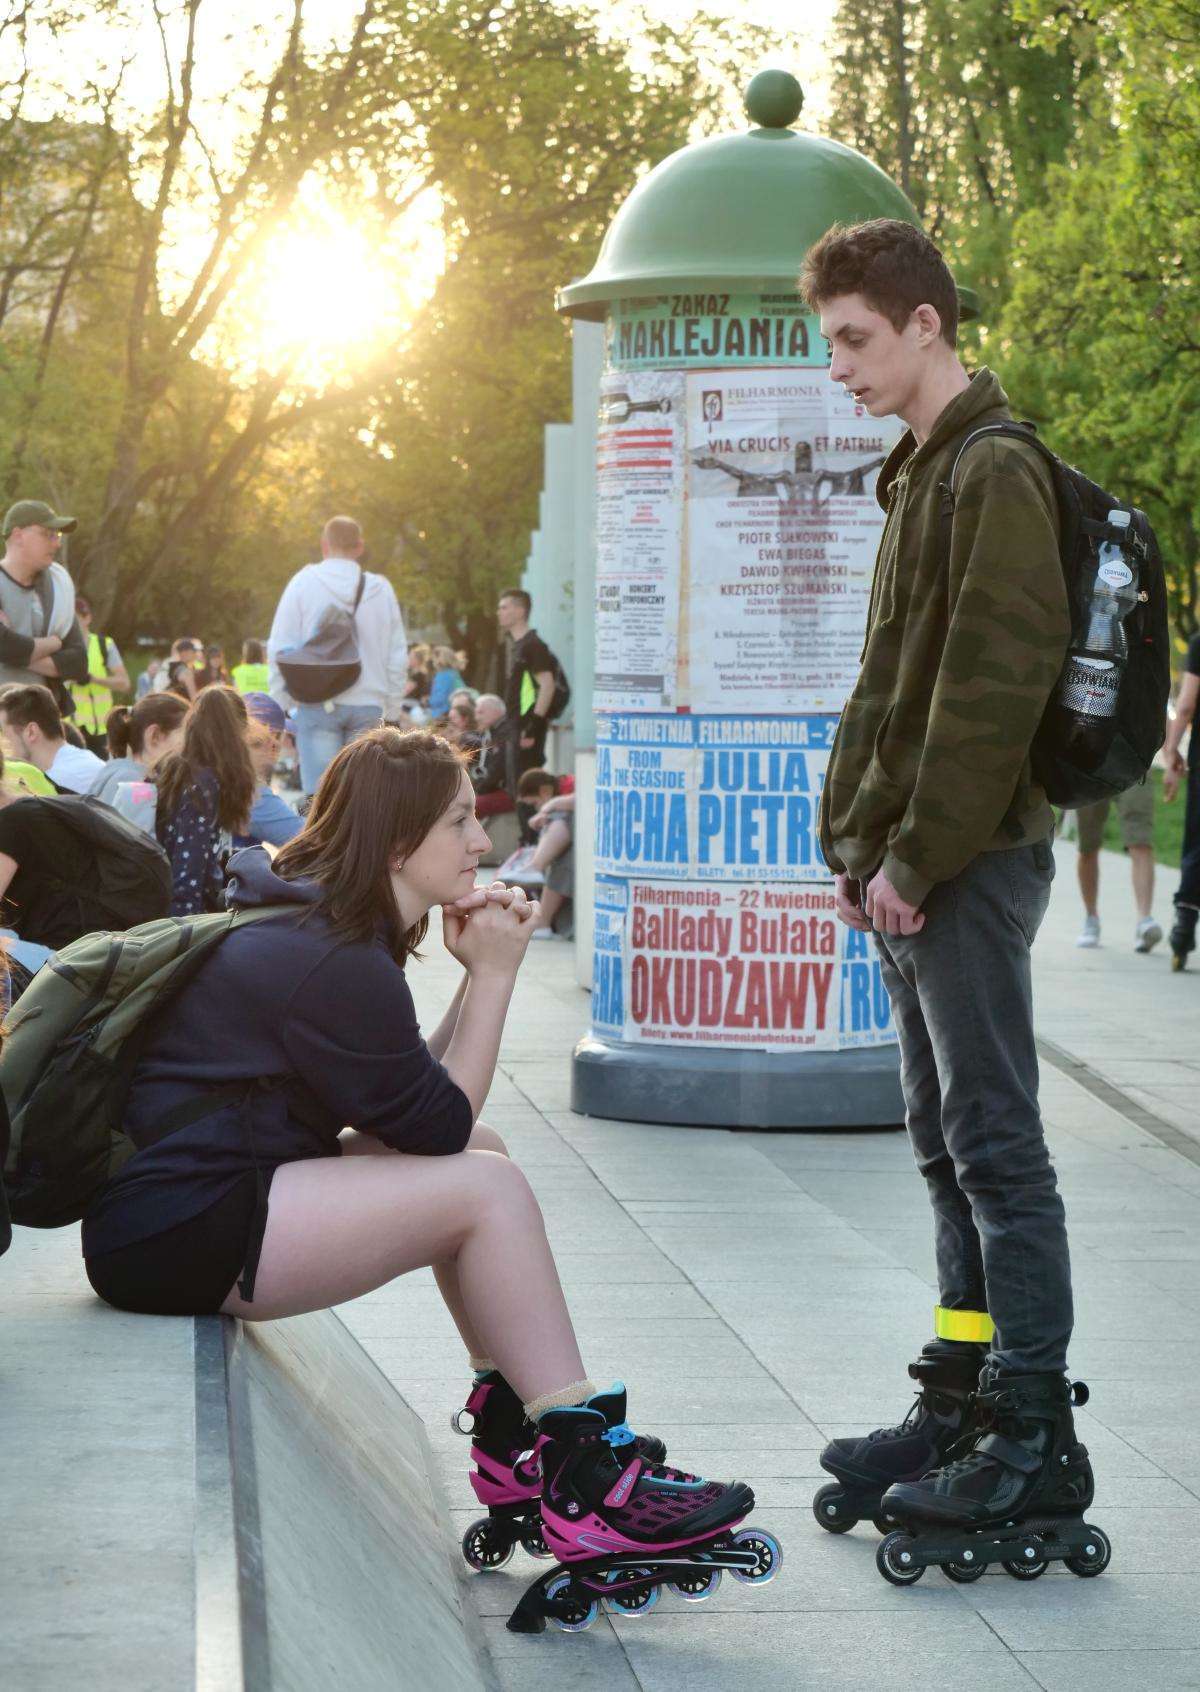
[873,838,1072,1374]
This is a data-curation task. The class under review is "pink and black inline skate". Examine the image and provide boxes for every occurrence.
[505,1385,782,1634]
[455,1372,667,1569]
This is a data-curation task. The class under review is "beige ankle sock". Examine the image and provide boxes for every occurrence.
[468,1356,496,1375]
[523,1379,598,1422]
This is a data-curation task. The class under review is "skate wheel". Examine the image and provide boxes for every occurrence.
[544,1574,600,1631]
[668,1569,723,1602]
[461,1518,515,1572]
[519,1524,552,1560]
[873,1512,901,1536]
[602,1569,660,1616]
[877,1531,925,1586]
[730,1528,783,1585]
[1064,1525,1111,1578]
[1003,1554,1049,1580]
[941,1554,987,1583]
[812,1483,857,1534]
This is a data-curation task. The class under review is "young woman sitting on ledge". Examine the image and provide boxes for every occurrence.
[81,727,768,1603]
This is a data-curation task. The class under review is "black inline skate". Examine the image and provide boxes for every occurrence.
[506,1386,782,1633]
[875,1367,1111,1585]
[1170,904,1197,972]
[812,1340,986,1536]
[455,1373,667,1571]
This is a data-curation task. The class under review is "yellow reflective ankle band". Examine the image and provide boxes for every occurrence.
[934,1306,995,1343]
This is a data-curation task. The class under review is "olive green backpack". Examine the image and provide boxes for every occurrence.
[2,905,292,1229]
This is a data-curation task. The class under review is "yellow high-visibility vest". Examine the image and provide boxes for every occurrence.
[70,633,116,735]
[232,663,271,695]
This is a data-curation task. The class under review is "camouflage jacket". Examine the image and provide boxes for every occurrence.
[818,368,1070,907]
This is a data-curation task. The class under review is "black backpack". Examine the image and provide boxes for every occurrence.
[547,656,571,722]
[940,421,1170,808]
[3,793,172,950]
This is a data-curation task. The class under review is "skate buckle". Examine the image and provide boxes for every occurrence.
[603,1421,636,1449]
[451,1408,478,1436]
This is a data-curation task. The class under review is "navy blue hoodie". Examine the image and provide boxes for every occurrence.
[81,847,474,1258]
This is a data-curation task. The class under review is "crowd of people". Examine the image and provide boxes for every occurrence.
[0,506,577,1004]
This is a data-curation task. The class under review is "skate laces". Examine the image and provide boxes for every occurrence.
[865,1393,926,1444]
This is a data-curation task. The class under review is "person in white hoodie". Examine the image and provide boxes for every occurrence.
[268,514,408,794]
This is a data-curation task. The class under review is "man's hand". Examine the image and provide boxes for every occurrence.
[1163,750,1186,803]
[833,871,872,932]
[864,868,925,936]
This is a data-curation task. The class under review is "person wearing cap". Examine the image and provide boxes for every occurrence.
[68,594,131,754]
[0,499,89,694]
[236,692,302,848]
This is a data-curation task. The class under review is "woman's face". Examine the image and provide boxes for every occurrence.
[448,704,470,732]
[389,769,490,921]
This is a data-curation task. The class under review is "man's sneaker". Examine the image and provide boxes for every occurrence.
[1076,914,1100,948]
[1135,916,1163,954]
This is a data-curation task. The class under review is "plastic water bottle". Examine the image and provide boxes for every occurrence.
[1057,509,1137,763]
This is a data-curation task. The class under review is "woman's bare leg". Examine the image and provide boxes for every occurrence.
[339,1123,507,1361]
[219,1141,586,1404]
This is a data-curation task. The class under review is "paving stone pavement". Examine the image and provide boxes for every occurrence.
[340,841,1200,1691]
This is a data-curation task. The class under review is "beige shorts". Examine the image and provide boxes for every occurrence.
[1075,782,1154,853]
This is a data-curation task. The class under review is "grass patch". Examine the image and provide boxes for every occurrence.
[1064,768,1186,868]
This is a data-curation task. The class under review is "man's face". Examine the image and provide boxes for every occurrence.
[0,711,31,762]
[475,698,503,730]
[8,523,61,572]
[819,292,929,421]
[497,596,521,632]
[76,602,92,630]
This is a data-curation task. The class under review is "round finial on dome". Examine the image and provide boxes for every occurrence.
[745,69,804,130]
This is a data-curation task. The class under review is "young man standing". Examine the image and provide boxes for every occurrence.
[497,589,558,773]
[801,220,1091,1532]
[69,594,131,754]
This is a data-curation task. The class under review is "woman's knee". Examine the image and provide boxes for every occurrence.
[469,1121,509,1157]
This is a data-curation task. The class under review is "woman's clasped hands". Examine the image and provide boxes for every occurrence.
[442,880,541,975]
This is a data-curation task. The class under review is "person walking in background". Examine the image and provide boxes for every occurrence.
[231,639,270,695]
[0,682,104,793]
[497,589,560,773]
[154,685,257,915]
[1163,627,1200,969]
[0,499,89,695]
[68,595,130,754]
[1074,786,1162,951]
[88,693,188,808]
[268,514,408,794]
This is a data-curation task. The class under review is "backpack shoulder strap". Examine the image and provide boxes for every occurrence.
[938,420,1059,570]
[352,567,366,611]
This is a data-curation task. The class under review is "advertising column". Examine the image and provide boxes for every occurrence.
[580,291,902,1119]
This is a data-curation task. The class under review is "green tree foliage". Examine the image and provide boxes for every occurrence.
[0,0,763,662]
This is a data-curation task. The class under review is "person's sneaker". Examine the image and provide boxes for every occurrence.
[1076,913,1100,948]
[529,926,557,940]
[1135,916,1163,954]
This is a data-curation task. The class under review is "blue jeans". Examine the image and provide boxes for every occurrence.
[873,840,1072,1374]
[294,702,383,795]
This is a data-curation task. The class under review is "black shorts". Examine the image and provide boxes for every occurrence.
[84,1172,265,1317]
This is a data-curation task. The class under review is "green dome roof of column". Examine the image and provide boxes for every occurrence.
[557,69,978,321]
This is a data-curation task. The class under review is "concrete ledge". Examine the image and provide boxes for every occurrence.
[204,1309,494,1692]
[1,1224,493,1692]
[572,1033,905,1127]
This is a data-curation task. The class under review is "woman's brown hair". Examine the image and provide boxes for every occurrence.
[107,691,188,759]
[272,727,469,962]
[156,685,257,834]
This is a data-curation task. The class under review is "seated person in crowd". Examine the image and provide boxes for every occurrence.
[155,685,257,916]
[471,693,518,818]
[235,693,302,849]
[89,693,189,809]
[510,767,575,939]
[428,644,466,718]
[0,682,105,793]
[444,696,479,746]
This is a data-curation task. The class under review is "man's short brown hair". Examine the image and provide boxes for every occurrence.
[0,682,63,739]
[799,218,959,347]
